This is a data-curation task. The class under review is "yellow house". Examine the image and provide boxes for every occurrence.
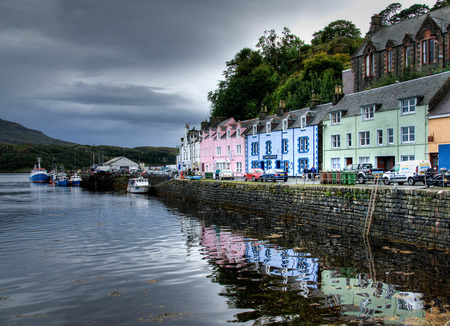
[428,78,450,169]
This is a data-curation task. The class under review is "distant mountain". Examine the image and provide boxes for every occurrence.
[0,118,75,145]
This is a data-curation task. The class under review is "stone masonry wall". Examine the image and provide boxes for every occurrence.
[153,180,450,250]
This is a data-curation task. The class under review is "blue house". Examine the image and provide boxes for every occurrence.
[244,102,332,177]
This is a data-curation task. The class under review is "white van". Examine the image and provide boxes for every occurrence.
[382,160,431,185]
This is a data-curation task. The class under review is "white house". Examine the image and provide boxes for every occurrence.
[177,123,202,174]
[99,156,139,172]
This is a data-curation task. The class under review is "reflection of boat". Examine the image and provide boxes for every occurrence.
[127,177,149,193]
[29,158,48,183]
[55,173,69,187]
[69,173,82,186]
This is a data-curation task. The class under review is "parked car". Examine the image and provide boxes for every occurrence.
[343,163,384,184]
[382,160,431,185]
[245,168,264,181]
[260,169,288,182]
[219,169,234,180]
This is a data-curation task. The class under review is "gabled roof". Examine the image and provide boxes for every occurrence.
[354,6,450,57]
[325,71,450,119]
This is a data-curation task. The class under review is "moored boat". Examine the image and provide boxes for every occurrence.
[29,158,48,183]
[127,176,150,193]
[55,173,69,187]
[69,173,82,186]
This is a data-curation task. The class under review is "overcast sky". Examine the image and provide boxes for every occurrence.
[1,0,437,148]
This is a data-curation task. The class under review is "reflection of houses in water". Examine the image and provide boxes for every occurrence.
[200,226,247,265]
[322,270,424,324]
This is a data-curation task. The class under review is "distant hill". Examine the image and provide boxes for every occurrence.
[0,118,75,145]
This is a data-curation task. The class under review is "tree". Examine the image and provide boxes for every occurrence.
[311,20,361,45]
[391,4,430,23]
[432,0,450,10]
[379,3,402,26]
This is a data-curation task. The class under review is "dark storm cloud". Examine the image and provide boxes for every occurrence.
[0,0,435,147]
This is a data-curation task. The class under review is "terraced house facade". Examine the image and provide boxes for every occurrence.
[322,71,450,171]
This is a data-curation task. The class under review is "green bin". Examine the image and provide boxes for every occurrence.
[341,171,348,185]
[205,172,213,179]
[347,171,356,185]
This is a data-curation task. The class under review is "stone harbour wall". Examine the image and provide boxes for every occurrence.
[153,180,450,250]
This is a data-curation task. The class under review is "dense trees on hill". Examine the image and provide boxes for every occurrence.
[208,1,448,121]
[0,144,176,172]
[208,22,363,121]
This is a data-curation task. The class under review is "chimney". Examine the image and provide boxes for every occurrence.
[259,105,268,120]
[332,85,345,106]
[309,91,321,110]
[370,14,382,34]
[277,100,286,116]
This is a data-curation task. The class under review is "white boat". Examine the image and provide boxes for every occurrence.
[127,177,150,194]
[69,173,82,186]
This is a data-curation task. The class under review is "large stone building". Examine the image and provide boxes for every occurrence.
[351,6,450,93]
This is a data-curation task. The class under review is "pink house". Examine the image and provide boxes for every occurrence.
[201,117,252,178]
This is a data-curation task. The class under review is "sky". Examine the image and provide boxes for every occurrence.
[0,0,438,148]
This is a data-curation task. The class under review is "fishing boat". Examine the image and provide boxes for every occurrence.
[29,158,48,183]
[69,173,82,186]
[54,173,69,187]
[127,176,149,194]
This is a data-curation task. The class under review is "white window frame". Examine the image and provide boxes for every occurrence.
[401,155,415,161]
[387,128,394,145]
[400,98,416,115]
[346,133,352,148]
[216,146,221,156]
[401,126,415,143]
[227,130,230,139]
[331,111,341,125]
[331,158,341,170]
[236,144,241,155]
[331,134,341,149]
[237,128,241,138]
[217,132,220,140]
[266,122,271,134]
[282,139,288,153]
[359,156,370,164]
[236,162,242,173]
[359,131,370,147]
[377,129,383,145]
[252,125,257,136]
[362,105,375,120]
[300,116,307,129]
[282,119,288,132]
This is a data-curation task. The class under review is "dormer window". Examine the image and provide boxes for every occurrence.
[331,111,341,125]
[365,51,374,77]
[252,125,257,136]
[282,119,288,132]
[362,105,375,120]
[422,39,435,64]
[217,132,220,140]
[404,45,411,67]
[237,128,241,138]
[227,130,230,139]
[400,98,416,115]
[266,122,271,134]
[387,49,393,72]
[300,116,307,129]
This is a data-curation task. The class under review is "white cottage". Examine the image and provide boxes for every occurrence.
[100,156,139,173]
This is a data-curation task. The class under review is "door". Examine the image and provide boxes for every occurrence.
[430,153,438,170]
[345,157,353,167]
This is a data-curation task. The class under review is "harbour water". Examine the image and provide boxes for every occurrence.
[0,173,448,325]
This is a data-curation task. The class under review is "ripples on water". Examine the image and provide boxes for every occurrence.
[0,174,448,325]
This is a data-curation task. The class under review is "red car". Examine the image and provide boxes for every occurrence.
[245,168,264,181]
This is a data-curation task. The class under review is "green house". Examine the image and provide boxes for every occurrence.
[322,71,450,171]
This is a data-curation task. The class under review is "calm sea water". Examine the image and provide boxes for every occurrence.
[0,174,448,325]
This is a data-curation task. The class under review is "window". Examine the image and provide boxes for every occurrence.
[359,157,370,164]
[298,158,309,174]
[362,105,375,120]
[359,131,370,146]
[346,133,352,147]
[265,141,272,154]
[422,39,434,64]
[404,45,411,67]
[236,144,241,155]
[266,122,271,134]
[387,49,393,72]
[236,162,242,173]
[331,158,341,170]
[252,161,258,168]
[298,137,309,152]
[227,146,231,156]
[226,130,230,139]
[300,116,307,129]
[331,111,341,124]
[216,146,221,156]
[401,155,415,161]
[282,119,288,132]
[331,135,341,149]
[217,132,220,140]
[251,142,259,155]
[252,125,257,136]
[282,139,288,154]
[237,128,241,138]
[266,160,272,169]
[401,126,415,143]
[387,128,394,144]
[365,51,374,77]
[401,98,416,114]
[377,129,383,145]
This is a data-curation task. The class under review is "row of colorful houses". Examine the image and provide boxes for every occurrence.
[177,71,450,176]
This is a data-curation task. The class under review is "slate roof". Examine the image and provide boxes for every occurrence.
[325,71,450,119]
[354,6,450,57]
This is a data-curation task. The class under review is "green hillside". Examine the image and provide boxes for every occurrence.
[0,119,75,145]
